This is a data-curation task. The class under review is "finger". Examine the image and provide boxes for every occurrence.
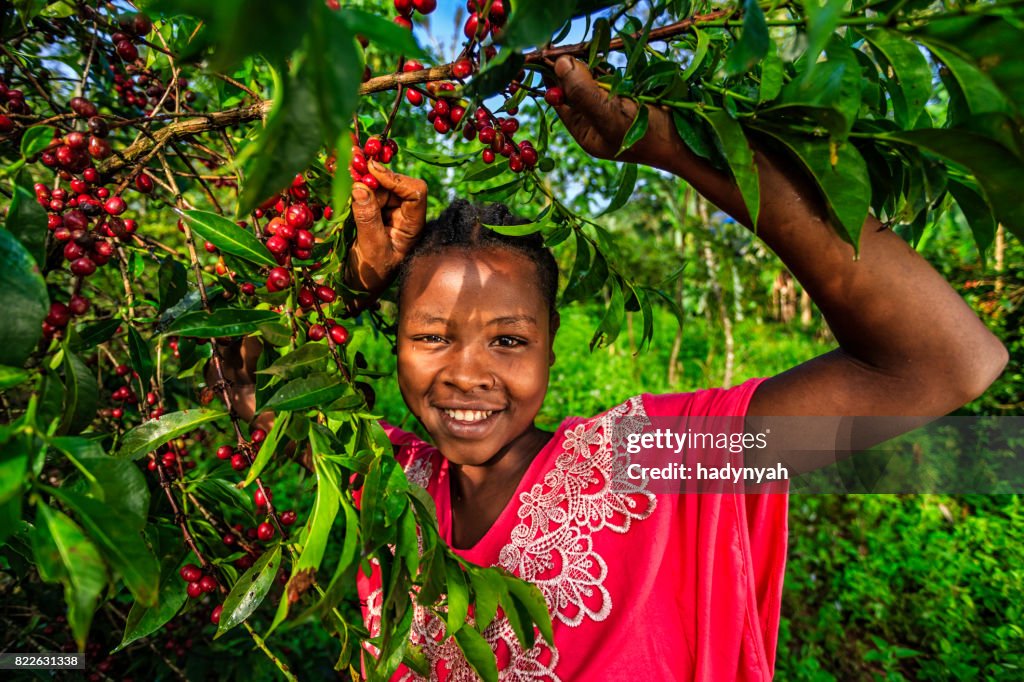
[368,162,428,203]
[368,161,427,252]
[552,56,635,138]
[351,182,387,246]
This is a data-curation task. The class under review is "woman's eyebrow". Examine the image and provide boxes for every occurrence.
[407,313,450,326]
[487,315,538,327]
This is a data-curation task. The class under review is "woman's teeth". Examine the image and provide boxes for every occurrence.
[444,409,493,422]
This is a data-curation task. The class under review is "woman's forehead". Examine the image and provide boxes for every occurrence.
[400,248,546,312]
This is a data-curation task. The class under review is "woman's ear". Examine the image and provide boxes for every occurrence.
[548,311,560,366]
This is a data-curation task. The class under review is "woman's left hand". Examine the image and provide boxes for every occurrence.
[548,56,686,172]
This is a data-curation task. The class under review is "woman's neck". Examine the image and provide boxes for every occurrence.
[447,425,551,504]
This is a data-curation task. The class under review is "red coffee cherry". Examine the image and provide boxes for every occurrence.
[180,564,202,583]
[116,40,139,62]
[403,59,423,72]
[413,0,436,14]
[315,285,336,302]
[266,266,291,292]
[251,428,267,444]
[280,510,297,526]
[216,445,233,460]
[103,196,127,215]
[230,453,247,471]
[329,324,349,346]
[135,172,154,193]
[544,87,564,107]
[257,522,275,541]
[198,575,217,593]
[452,58,473,79]
[186,581,204,598]
[308,324,326,341]
[210,604,223,625]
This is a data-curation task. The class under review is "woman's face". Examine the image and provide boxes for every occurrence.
[396,247,556,467]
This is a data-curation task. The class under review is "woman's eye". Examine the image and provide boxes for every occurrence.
[413,334,446,344]
[494,336,526,348]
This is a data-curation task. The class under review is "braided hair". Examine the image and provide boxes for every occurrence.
[396,199,559,316]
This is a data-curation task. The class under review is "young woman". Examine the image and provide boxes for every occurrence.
[220,56,1007,680]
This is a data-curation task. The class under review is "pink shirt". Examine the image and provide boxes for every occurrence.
[358,378,788,681]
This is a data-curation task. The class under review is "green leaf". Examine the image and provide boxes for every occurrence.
[337,8,424,57]
[292,441,340,576]
[590,276,625,350]
[883,128,1024,242]
[404,147,477,167]
[153,0,310,71]
[617,105,649,157]
[453,626,499,682]
[216,544,282,637]
[115,555,188,652]
[759,40,784,103]
[47,487,160,606]
[499,0,575,51]
[0,364,30,390]
[116,408,226,460]
[257,343,330,379]
[259,374,351,413]
[919,40,1010,116]
[183,210,275,267]
[20,125,54,157]
[725,0,769,76]
[948,179,997,256]
[803,0,845,67]
[127,326,154,392]
[462,160,510,184]
[504,578,554,646]
[0,227,48,367]
[601,163,637,215]
[310,4,362,146]
[241,413,291,486]
[69,318,120,351]
[467,568,502,631]
[561,233,608,305]
[164,308,282,337]
[700,111,760,228]
[861,30,932,128]
[672,111,716,162]
[6,172,48,266]
[34,503,107,650]
[446,560,469,635]
[238,64,323,216]
[757,128,871,248]
[780,38,863,135]
[158,259,189,313]
[59,351,98,436]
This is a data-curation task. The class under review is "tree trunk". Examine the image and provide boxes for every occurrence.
[995,224,1005,294]
[800,286,813,328]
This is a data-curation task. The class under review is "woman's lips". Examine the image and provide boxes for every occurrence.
[435,406,502,437]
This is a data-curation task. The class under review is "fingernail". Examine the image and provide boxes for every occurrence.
[554,56,574,78]
[352,185,371,202]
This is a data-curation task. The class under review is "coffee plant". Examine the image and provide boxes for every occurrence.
[1,0,1021,679]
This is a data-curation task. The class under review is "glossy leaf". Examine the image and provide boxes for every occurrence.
[164,308,282,337]
[6,172,48,266]
[883,129,1024,241]
[0,364,29,391]
[757,128,871,248]
[115,555,188,652]
[590,275,625,350]
[309,4,362,146]
[293,430,341,575]
[183,210,276,267]
[259,374,351,413]
[617,105,649,157]
[127,326,154,392]
[759,41,784,103]
[700,111,759,228]
[725,0,769,76]
[500,0,575,51]
[0,227,48,367]
[803,0,845,67]
[59,351,98,436]
[467,568,502,631]
[47,487,160,606]
[601,163,637,216]
[116,408,226,460]
[446,560,469,635]
[216,544,282,637]
[257,343,329,379]
[861,30,932,128]
[71,318,120,351]
[158,259,189,313]
[338,8,423,56]
[241,412,291,486]
[20,125,54,158]
[948,179,997,256]
[919,40,1010,116]
[505,578,554,646]
[35,503,107,650]
[238,65,323,216]
[453,625,499,682]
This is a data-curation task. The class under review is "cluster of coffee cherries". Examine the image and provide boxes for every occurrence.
[179,562,219,600]
[392,0,438,30]
[0,80,30,135]
[347,135,399,187]
[462,0,509,40]
[109,11,153,64]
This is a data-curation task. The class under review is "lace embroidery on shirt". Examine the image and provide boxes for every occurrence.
[365,396,655,681]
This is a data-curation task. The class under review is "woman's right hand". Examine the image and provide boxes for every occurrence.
[346,162,428,298]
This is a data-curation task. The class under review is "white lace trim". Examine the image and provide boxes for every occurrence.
[365,397,655,681]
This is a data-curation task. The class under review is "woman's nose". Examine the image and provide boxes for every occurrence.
[440,346,495,392]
